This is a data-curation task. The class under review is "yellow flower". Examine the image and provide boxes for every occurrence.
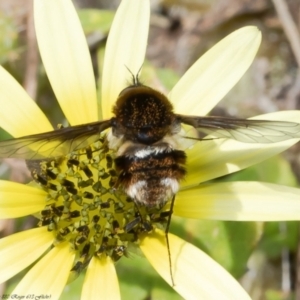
[0,0,300,299]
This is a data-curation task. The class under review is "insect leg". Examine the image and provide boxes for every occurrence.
[165,195,176,286]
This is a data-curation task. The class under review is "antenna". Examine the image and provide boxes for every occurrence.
[124,65,143,86]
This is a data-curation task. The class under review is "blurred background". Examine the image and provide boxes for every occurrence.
[0,0,300,299]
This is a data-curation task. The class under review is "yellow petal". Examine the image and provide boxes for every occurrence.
[13,243,75,298]
[34,0,98,125]
[0,227,53,284]
[101,0,150,119]
[0,66,52,136]
[176,182,300,221]
[184,111,300,187]
[169,26,261,115]
[0,181,46,218]
[140,229,250,300]
[81,256,120,300]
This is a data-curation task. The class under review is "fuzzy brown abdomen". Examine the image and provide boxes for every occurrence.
[115,148,186,206]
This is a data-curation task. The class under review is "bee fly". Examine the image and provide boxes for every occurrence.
[1,74,300,284]
[1,75,300,205]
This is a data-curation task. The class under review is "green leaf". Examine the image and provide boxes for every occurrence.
[156,68,180,91]
[60,273,85,300]
[0,12,19,65]
[217,155,298,187]
[78,9,114,35]
[259,221,299,259]
[170,216,263,278]
[116,254,182,299]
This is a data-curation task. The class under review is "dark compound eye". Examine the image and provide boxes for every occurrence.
[136,129,151,144]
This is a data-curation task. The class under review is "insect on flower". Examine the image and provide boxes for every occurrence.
[0,74,300,209]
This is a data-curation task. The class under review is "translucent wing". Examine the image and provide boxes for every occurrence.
[0,119,113,159]
[176,115,300,143]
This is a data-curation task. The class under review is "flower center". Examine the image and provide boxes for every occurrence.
[28,133,169,275]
